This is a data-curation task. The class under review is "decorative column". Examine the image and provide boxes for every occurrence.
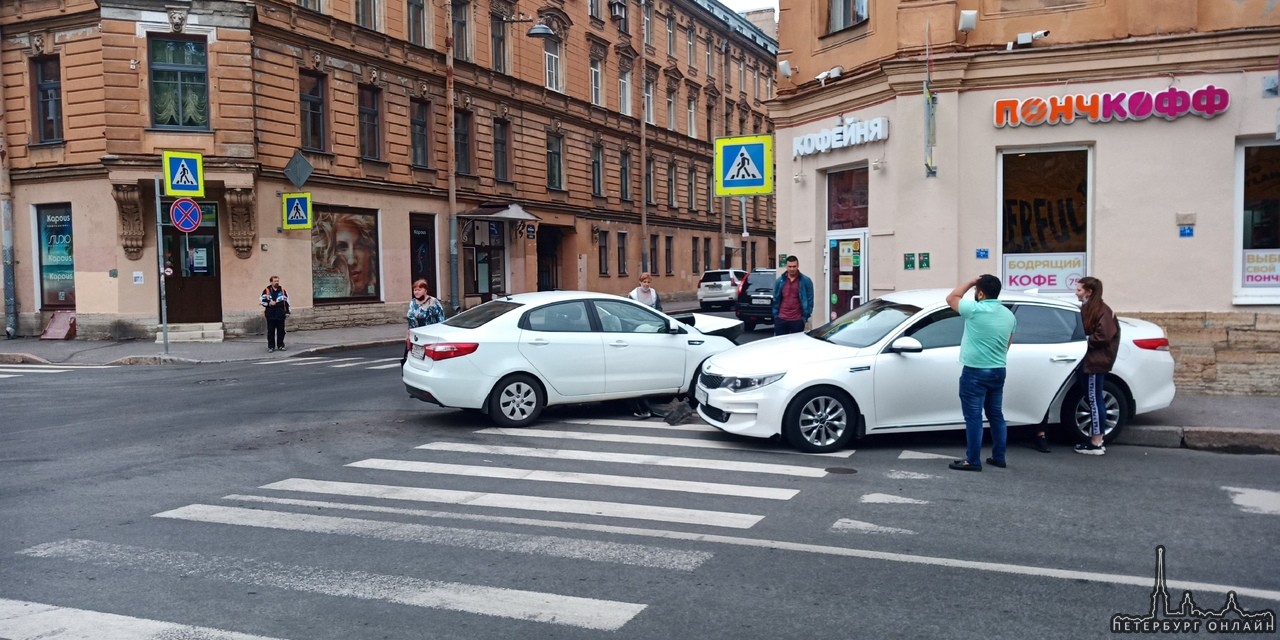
[112,183,145,260]
[226,188,257,259]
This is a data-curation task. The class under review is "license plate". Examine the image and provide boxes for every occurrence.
[695,386,707,405]
[752,297,770,305]
[410,344,425,359]
[708,284,721,289]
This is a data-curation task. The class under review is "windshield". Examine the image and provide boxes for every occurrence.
[809,299,922,348]
[443,300,521,329]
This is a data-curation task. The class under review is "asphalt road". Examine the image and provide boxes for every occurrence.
[1,340,1277,640]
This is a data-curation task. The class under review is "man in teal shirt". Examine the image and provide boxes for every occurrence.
[946,274,1017,472]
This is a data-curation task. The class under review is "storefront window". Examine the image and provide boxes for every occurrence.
[37,203,74,307]
[827,168,868,230]
[1241,144,1280,292]
[462,219,506,296]
[312,208,381,301]
[1001,149,1088,294]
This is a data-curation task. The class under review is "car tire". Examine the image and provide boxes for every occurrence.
[1058,378,1129,444]
[487,373,545,428]
[781,386,857,453]
[684,361,709,409]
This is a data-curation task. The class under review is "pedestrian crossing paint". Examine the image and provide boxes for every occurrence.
[0,363,118,369]
[346,458,799,500]
[252,357,326,365]
[0,367,72,374]
[885,470,938,480]
[331,357,401,368]
[19,539,648,631]
[0,597,287,640]
[859,493,929,505]
[563,418,719,432]
[250,356,400,371]
[897,450,955,460]
[286,357,362,366]
[154,503,710,570]
[416,442,830,477]
[831,519,917,535]
[259,477,764,528]
[474,427,856,457]
[367,362,403,370]
[1221,486,1280,515]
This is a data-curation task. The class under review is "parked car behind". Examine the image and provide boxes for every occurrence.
[403,290,742,428]
[696,288,1175,453]
[735,268,778,332]
[697,269,747,311]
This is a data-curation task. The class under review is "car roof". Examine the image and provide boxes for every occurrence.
[879,288,1078,309]
[489,290,639,306]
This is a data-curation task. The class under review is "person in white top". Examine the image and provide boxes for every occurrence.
[626,272,663,311]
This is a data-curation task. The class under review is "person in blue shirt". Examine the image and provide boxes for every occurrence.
[947,274,1017,472]
[772,256,814,335]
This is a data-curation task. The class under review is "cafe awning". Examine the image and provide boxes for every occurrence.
[456,202,540,222]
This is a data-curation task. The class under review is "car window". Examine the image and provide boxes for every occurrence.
[444,300,520,328]
[812,299,922,348]
[699,271,733,283]
[744,272,775,291]
[904,308,965,349]
[524,301,593,333]
[594,300,667,333]
[1010,304,1084,344]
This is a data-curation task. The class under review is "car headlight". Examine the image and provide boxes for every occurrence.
[724,373,784,392]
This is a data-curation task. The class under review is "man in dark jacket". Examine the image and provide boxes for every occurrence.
[772,256,814,335]
[1074,276,1120,455]
[261,275,290,352]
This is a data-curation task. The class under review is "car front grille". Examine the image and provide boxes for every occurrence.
[699,371,726,389]
[700,402,729,422]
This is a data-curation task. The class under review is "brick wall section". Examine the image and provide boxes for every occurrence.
[1129,311,1280,396]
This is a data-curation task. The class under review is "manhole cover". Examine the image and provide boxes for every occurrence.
[825,467,858,474]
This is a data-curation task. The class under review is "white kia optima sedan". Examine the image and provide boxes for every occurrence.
[695,289,1175,453]
[404,291,742,427]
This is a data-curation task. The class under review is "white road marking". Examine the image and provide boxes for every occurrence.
[897,450,955,460]
[287,357,361,366]
[214,494,1280,603]
[831,519,917,535]
[331,357,401,368]
[19,539,647,631]
[367,363,403,369]
[860,493,929,505]
[260,478,764,529]
[0,597,286,640]
[416,442,829,476]
[0,364,118,369]
[474,428,856,457]
[154,503,708,570]
[885,470,938,480]
[347,458,798,500]
[562,418,718,432]
[0,368,71,374]
[253,357,325,365]
[0,374,19,378]
[1222,486,1280,515]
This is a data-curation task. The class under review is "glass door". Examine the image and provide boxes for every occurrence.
[825,230,867,322]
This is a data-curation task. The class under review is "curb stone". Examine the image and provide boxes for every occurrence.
[0,353,50,365]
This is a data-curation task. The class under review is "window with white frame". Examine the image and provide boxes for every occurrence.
[644,1,653,45]
[828,0,868,33]
[644,79,654,124]
[620,150,633,200]
[666,90,676,130]
[410,99,431,167]
[705,37,713,74]
[687,97,697,138]
[590,58,603,106]
[356,0,380,29]
[297,0,322,10]
[408,0,429,46]
[451,0,471,61]
[589,0,600,19]
[738,59,744,90]
[667,161,677,207]
[753,68,759,99]
[619,66,632,116]
[686,28,695,65]
[666,15,675,56]
[490,13,508,73]
[1239,142,1280,300]
[546,132,564,189]
[592,142,605,196]
[544,37,563,92]
[149,37,209,130]
[686,166,696,210]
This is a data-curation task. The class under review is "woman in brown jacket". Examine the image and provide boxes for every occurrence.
[1075,276,1120,455]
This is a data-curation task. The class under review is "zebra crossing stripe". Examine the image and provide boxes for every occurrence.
[331,357,401,368]
[0,374,20,378]
[18,539,648,631]
[253,357,325,365]
[366,363,403,370]
[347,458,799,500]
[0,363,118,369]
[0,368,71,374]
[562,418,719,432]
[0,597,286,640]
[259,478,764,529]
[286,357,362,366]
[154,503,709,570]
[474,428,856,457]
[416,442,829,476]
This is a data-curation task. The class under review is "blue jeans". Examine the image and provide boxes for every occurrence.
[959,366,1008,466]
[774,319,805,336]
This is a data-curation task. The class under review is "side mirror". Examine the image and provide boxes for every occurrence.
[670,312,696,326]
[890,336,923,353]
[667,319,683,334]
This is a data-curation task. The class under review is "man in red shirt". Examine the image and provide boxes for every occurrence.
[771,256,814,336]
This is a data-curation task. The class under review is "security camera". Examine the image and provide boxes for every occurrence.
[778,60,795,79]
[1032,29,1050,40]
[815,70,831,86]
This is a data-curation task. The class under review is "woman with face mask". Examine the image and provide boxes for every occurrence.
[626,272,663,311]
[403,278,445,364]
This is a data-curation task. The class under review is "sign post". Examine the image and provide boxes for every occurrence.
[155,151,206,354]
[154,177,169,354]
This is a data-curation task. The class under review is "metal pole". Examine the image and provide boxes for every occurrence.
[153,177,169,353]
[638,0,648,274]
[445,0,460,314]
[0,26,15,338]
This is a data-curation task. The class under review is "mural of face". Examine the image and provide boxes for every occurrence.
[335,221,374,294]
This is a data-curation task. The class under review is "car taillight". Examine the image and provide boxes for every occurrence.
[1133,338,1170,351]
[423,342,479,361]
[737,278,748,297]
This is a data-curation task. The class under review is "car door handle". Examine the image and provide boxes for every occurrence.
[1050,355,1078,362]
[527,338,551,346]
[608,340,629,348]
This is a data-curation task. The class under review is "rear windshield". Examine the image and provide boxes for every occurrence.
[745,272,776,289]
[443,300,521,329]
[700,271,734,283]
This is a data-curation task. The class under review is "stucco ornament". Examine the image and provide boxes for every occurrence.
[168,8,187,33]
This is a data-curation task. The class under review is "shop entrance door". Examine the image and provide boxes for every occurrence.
[824,231,867,323]
[537,226,562,291]
[162,202,223,323]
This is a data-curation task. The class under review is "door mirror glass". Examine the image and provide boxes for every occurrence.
[890,336,923,353]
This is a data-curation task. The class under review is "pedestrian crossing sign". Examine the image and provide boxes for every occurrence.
[281,192,313,230]
[714,135,773,196]
[162,150,205,198]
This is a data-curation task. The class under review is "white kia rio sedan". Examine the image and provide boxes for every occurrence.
[695,289,1175,453]
[404,291,742,427]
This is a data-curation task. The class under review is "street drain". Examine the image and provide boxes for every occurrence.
[825,467,858,474]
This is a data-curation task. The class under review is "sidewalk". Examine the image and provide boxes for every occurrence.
[2,301,1277,455]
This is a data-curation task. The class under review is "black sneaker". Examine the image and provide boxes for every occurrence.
[985,457,1007,468]
[632,410,652,419]
[268,347,275,352]
[1033,436,1051,453]
[1074,442,1106,456]
[278,346,286,351]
